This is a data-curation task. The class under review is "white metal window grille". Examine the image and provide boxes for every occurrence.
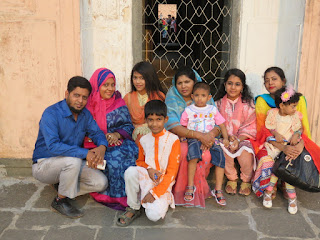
[143,0,231,95]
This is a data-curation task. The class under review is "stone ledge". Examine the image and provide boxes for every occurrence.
[0,158,32,177]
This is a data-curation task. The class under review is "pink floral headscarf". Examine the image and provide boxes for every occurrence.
[86,68,125,133]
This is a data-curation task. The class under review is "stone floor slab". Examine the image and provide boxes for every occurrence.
[260,238,293,240]
[308,213,320,230]
[1,176,320,240]
[171,208,249,229]
[205,193,249,210]
[117,208,169,227]
[250,192,288,209]
[33,185,56,209]
[96,227,134,240]
[1,229,45,240]
[0,183,37,208]
[0,212,14,233]
[44,226,96,240]
[296,188,320,211]
[136,228,257,240]
[80,206,116,226]
[15,210,76,229]
[33,185,90,209]
[252,208,316,238]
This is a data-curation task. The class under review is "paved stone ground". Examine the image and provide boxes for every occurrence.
[0,176,320,240]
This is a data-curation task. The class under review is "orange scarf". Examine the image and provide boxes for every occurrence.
[124,91,165,126]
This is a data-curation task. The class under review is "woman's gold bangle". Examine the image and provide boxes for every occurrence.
[186,130,194,138]
[186,130,190,138]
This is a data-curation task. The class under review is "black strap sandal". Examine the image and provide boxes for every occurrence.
[116,207,141,227]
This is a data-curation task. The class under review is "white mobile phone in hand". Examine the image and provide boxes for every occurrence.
[86,160,106,170]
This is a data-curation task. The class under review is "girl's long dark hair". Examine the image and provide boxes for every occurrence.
[130,61,165,100]
[214,68,254,104]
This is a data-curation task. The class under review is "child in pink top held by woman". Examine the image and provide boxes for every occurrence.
[262,86,304,214]
[180,82,229,206]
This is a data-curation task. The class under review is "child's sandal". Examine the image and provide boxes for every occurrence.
[211,189,227,206]
[116,207,141,227]
[288,198,298,215]
[225,180,237,195]
[184,186,196,201]
[263,191,272,208]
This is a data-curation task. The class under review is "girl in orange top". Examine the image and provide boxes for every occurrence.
[124,61,165,144]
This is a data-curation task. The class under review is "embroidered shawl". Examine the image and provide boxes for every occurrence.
[216,95,256,139]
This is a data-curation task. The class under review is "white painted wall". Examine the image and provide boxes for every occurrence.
[237,0,305,97]
[80,0,133,95]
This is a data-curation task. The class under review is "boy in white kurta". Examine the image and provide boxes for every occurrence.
[117,100,181,226]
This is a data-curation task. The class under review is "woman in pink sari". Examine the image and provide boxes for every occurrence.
[86,68,138,210]
[215,69,256,196]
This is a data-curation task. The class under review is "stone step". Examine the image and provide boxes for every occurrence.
[0,158,32,177]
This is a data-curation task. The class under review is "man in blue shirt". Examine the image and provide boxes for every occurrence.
[32,76,109,218]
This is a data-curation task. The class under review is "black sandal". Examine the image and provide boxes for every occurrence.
[116,207,141,227]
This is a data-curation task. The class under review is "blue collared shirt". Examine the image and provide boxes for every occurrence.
[32,99,108,162]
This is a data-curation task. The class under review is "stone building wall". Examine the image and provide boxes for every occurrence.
[80,0,134,95]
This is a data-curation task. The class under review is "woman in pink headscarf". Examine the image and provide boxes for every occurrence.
[86,68,138,210]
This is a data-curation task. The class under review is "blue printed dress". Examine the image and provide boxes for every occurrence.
[91,105,138,210]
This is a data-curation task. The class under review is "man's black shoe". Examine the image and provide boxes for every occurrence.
[51,197,84,218]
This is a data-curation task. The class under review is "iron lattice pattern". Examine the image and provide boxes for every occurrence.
[142,0,231,95]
